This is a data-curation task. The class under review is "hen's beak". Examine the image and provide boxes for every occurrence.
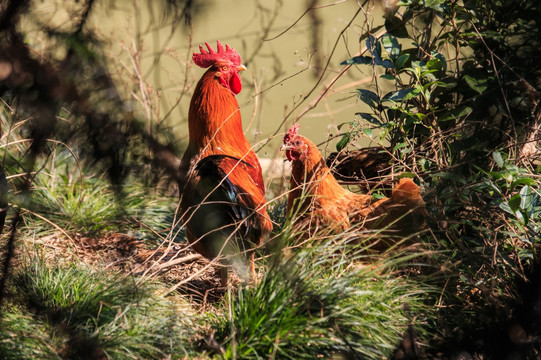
[238,64,247,72]
[280,144,293,151]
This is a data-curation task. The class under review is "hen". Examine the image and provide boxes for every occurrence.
[282,124,426,244]
[179,41,272,285]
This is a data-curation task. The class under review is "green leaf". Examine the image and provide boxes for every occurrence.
[464,75,488,94]
[341,55,393,69]
[424,0,443,7]
[395,53,410,70]
[340,56,373,66]
[508,194,522,212]
[366,35,381,60]
[363,128,373,137]
[423,81,448,91]
[399,172,416,179]
[426,58,444,71]
[381,33,401,61]
[483,178,503,196]
[439,106,473,122]
[500,195,527,225]
[435,82,457,89]
[414,112,427,121]
[356,112,382,125]
[421,70,438,82]
[519,185,533,211]
[424,0,450,13]
[377,59,395,69]
[366,35,395,69]
[356,89,380,109]
[380,74,396,80]
[393,142,408,152]
[511,178,536,190]
[384,15,409,38]
[382,88,418,102]
[493,151,504,168]
[432,51,447,72]
[516,210,526,226]
[336,133,350,151]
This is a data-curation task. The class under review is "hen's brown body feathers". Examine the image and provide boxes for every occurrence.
[326,147,393,192]
[283,125,426,241]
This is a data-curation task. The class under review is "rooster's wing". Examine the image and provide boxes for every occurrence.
[181,155,265,263]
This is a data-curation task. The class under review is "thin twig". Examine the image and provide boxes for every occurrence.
[263,0,374,144]
[264,0,349,41]
[154,253,202,271]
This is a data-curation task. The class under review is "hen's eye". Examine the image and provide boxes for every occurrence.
[295,140,303,146]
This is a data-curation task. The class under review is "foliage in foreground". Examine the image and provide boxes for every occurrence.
[212,234,429,359]
[0,225,431,359]
[2,257,195,359]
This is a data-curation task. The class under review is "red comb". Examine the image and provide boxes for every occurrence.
[283,123,300,143]
[289,123,300,135]
[192,40,242,68]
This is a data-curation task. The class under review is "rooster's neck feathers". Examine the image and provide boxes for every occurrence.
[187,69,247,156]
[182,66,265,194]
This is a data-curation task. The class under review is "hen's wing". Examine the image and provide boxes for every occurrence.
[181,154,266,262]
[326,147,393,192]
[363,178,427,237]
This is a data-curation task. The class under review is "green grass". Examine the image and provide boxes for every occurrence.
[16,153,185,252]
[212,233,429,359]
[0,307,59,360]
[7,256,196,359]
[2,139,537,359]
[28,157,169,234]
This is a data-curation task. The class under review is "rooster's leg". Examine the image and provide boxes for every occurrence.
[249,251,256,279]
[219,266,229,287]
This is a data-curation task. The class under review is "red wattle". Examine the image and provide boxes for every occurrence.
[285,150,299,161]
[229,72,242,95]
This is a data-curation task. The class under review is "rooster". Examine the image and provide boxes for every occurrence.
[281,124,426,244]
[179,41,272,285]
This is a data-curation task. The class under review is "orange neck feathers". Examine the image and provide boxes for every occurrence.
[187,69,248,155]
[288,137,347,210]
[184,67,265,194]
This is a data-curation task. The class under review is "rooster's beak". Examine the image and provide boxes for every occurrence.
[238,64,247,72]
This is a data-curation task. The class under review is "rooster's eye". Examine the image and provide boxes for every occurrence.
[221,66,228,71]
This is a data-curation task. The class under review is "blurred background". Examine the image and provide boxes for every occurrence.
[24,0,387,161]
